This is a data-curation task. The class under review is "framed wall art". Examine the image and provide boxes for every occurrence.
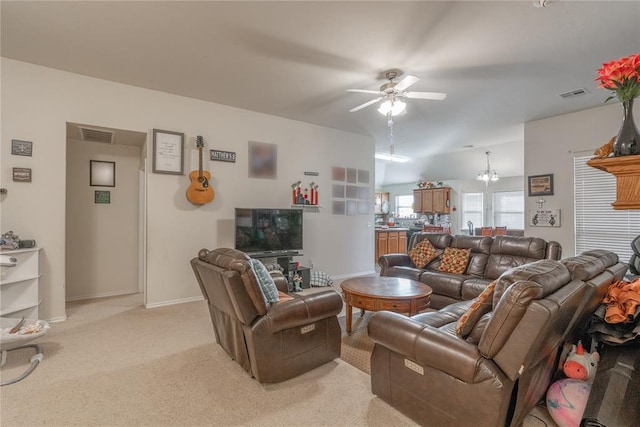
[153,129,185,175]
[94,190,111,204]
[248,141,277,179]
[528,174,554,197]
[11,139,33,157]
[90,160,116,187]
[13,167,32,182]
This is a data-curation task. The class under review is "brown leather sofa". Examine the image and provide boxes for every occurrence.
[190,248,343,383]
[379,233,562,309]
[368,250,627,427]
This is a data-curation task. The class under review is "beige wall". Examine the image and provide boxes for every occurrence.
[524,102,639,256]
[65,139,141,301]
[1,58,374,321]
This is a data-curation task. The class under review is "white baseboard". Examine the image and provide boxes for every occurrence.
[46,315,68,323]
[65,289,138,302]
[331,270,377,281]
[145,295,204,309]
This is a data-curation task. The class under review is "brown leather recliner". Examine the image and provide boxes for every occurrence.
[368,253,624,427]
[190,248,343,383]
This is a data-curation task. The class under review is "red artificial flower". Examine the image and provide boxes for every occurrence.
[595,53,640,102]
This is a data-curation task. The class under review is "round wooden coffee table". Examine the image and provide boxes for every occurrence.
[340,276,432,334]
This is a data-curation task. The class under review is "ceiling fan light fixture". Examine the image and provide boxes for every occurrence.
[377,99,406,116]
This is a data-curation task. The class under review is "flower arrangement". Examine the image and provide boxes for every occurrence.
[416,180,433,189]
[595,53,640,103]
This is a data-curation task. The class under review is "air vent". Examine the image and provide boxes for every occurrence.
[559,88,590,99]
[78,126,115,144]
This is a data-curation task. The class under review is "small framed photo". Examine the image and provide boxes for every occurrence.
[528,174,554,197]
[13,167,32,182]
[94,190,111,204]
[248,141,277,179]
[153,129,185,175]
[90,160,116,187]
[11,140,33,157]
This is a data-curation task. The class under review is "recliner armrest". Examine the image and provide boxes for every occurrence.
[252,290,343,334]
[368,311,484,383]
[379,254,412,274]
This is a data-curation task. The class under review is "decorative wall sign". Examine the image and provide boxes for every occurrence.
[248,141,277,179]
[528,174,554,196]
[94,191,111,204]
[153,129,185,175]
[12,167,32,182]
[529,209,561,227]
[210,149,236,163]
[11,140,33,157]
[90,160,116,187]
[304,171,319,176]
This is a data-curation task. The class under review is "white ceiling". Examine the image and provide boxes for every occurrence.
[2,1,639,185]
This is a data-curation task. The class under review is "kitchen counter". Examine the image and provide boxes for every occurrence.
[375,227,410,231]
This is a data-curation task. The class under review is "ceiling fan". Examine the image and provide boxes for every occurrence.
[347,70,447,115]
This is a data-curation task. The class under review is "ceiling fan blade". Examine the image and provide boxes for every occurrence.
[349,97,383,112]
[405,91,447,101]
[393,74,420,92]
[346,89,382,95]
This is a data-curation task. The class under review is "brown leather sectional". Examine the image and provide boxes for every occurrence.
[379,233,563,308]
[190,248,343,383]
[368,249,627,427]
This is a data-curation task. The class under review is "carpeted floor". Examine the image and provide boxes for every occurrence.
[339,312,375,375]
[0,293,416,426]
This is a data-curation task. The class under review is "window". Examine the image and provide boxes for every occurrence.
[395,194,414,218]
[493,191,524,229]
[574,154,640,263]
[462,192,483,232]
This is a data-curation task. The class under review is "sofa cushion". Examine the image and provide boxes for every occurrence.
[384,266,424,281]
[451,235,493,278]
[420,270,467,299]
[483,236,549,280]
[561,254,606,281]
[580,249,619,269]
[456,281,496,338]
[250,259,279,304]
[461,278,493,300]
[409,239,442,268]
[409,232,452,251]
[439,247,471,274]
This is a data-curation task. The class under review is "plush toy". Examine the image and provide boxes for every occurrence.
[546,378,591,427]
[563,340,599,381]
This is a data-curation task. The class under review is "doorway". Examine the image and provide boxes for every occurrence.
[64,122,147,304]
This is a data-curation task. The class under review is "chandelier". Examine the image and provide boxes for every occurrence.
[374,112,409,163]
[476,151,499,184]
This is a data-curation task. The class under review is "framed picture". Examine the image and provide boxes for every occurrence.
[248,141,277,179]
[529,209,561,227]
[153,129,185,175]
[94,191,111,204]
[528,174,554,196]
[11,139,33,157]
[13,167,32,182]
[90,160,116,187]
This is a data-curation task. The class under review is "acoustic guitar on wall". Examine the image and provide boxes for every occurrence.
[186,136,215,205]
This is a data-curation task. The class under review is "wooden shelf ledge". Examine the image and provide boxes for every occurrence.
[587,155,640,210]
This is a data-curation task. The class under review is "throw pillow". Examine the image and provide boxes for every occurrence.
[249,259,279,304]
[455,281,497,338]
[408,239,441,269]
[276,291,295,303]
[438,247,471,274]
[310,270,333,287]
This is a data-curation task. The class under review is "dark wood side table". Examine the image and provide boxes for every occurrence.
[340,276,432,334]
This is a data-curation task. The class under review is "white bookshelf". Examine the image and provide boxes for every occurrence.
[1,247,42,319]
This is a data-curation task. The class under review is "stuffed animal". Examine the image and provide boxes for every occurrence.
[563,341,599,381]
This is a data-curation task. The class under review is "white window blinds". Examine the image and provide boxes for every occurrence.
[462,192,483,230]
[574,154,640,264]
[493,191,524,229]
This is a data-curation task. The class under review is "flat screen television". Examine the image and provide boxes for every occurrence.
[235,208,303,254]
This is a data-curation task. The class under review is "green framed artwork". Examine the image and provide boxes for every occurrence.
[94,190,111,204]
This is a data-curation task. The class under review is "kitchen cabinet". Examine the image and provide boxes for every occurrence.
[413,187,451,214]
[375,229,408,261]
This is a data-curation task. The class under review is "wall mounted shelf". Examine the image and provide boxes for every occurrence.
[291,205,323,209]
[587,155,640,210]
